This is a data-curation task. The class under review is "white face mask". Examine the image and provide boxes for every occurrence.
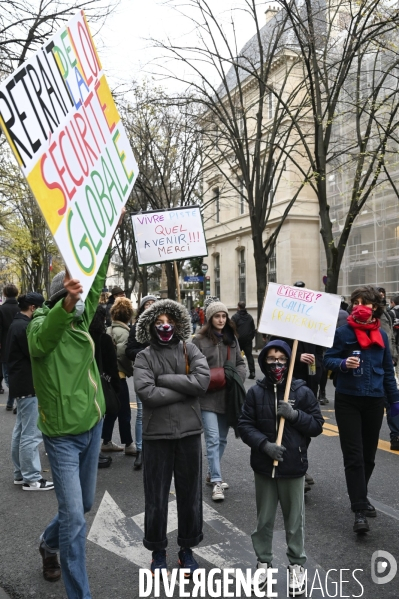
[74,299,85,319]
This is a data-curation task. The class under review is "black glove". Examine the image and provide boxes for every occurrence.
[277,401,299,423]
[262,441,286,462]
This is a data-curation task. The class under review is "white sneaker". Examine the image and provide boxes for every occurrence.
[124,442,137,456]
[206,475,229,489]
[101,441,124,452]
[251,561,271,593]
[212,482,224,501]
[288,564,306,596]
[22,478,54,491]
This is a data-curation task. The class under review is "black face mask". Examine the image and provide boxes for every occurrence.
[265,362,288,385]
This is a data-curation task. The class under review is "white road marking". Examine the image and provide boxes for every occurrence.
[368,497,399,521]
[132,499,179,534]
[88,492,326,597]
[88,491,148,568]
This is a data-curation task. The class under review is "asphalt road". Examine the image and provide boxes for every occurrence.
[0,357,398,599]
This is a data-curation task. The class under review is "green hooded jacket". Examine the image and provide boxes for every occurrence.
[27,251,110,437]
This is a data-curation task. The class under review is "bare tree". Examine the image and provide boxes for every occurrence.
[278,0,399,292]
[0,0,118,77]
[0,0,119,292]
[150,0,312,318]
[119,83,205,300]
[0,154,59,293]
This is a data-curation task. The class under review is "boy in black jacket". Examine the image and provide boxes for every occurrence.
[238,340,324,597]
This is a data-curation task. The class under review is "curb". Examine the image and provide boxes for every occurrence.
[0,589,11,599]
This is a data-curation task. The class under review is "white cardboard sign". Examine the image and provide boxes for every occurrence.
[258,283,341,348]
[131,206,208,265]
[0,11,138,299]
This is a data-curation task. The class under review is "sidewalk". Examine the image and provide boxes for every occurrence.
[0,589,11,599]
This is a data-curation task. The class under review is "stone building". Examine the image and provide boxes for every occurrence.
[202,7,321,324]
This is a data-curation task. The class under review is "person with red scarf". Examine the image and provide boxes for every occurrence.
[324,285,399,535]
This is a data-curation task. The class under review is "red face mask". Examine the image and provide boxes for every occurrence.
[265,362,288,385]
[352,305,373,323]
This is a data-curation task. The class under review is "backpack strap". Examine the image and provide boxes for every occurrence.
[183,341,190,374]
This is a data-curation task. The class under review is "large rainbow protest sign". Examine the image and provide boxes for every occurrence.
[0,11,138,298]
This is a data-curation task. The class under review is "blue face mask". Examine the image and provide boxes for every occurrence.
[74,299,85,319]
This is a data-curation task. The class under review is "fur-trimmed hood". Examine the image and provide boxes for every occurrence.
[136,299,192,344]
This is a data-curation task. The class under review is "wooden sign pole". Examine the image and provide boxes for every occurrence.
[174,261,181,303]
[272,338,298,478]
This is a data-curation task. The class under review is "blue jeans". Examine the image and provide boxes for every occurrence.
[11,396,43,482]
[135,396,142,451]
[41,420,102,599]
[201,410,229,483]
[3,363,12,408]
[3,362,9,387]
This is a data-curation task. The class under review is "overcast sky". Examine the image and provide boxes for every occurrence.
[95,0,270,92]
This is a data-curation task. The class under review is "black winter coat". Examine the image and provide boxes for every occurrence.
[105,297,114,328]
[125,323,149,362]
[232,309,256,345]
[0,299,20,361]
[5,312,35,398]
[238,378,324,478]
[91,331,120,395]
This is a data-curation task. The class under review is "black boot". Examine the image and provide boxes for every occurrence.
[134,451,142,470]
[353,511,369,533]
[249,372,256,380]
[98,453,112,469]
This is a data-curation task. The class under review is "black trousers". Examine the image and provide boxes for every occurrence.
[335,392,384,511]
[318,365,328,395]
[239,340,255,374]
[102,378,133,445]
[142,434,203,551]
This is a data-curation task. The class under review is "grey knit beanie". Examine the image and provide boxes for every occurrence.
[49,271,67,303]
[203,296,219,312]
[139,295,158,310]
[206,301,229,322]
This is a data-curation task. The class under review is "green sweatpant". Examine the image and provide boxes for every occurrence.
[251,473,306,566]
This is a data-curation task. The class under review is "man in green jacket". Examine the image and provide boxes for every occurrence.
[27,249,110,598]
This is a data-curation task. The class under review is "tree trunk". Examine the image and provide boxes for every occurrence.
[324,213,353,294]
[165,262,176,300]
[252,228,268,324]
[141,265,148,297]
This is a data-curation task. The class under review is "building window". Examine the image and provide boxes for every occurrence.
[238,249,246,302]
[213,125,219,148]
[237,108,244,137]
[268,91,273,119]
[214,187,220,223]
[348,267,366,287]
[268,245,277,283]
[214,255,220,297]
[269,160,275,203]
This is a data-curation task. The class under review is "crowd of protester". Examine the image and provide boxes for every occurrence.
[2,251,399,597]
